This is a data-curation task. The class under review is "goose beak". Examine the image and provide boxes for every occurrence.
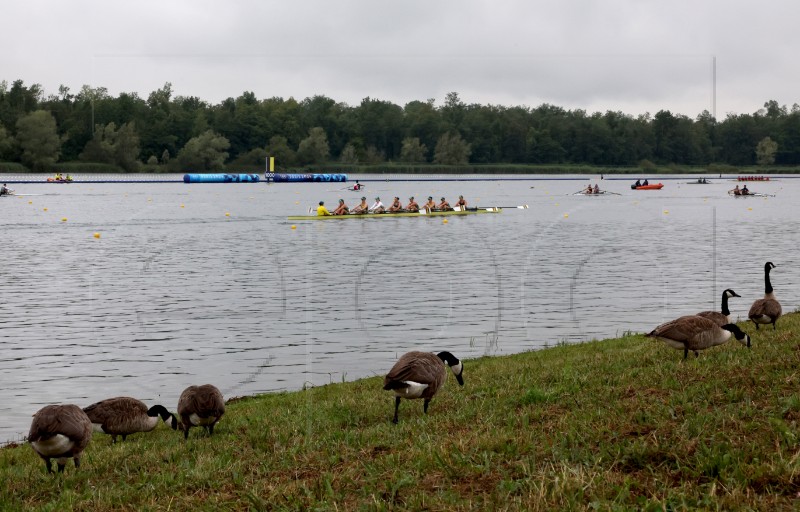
[746,335,751,348]
[732,291,741,297]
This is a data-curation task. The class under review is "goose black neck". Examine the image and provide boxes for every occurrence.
[765,266,773,295]
[436,351,459,367]
[720,292,731,316]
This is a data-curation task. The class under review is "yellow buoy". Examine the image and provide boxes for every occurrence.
[43,207,48,211]
[180,204,185,208]
[61,217,67,222]
[443,219,448,224]
[663,210,669,214]
[747,207,753,211]
[225,212,231,217]
[93,232,101,239]
[295,201,299,205]
[291,225,296,230]
[563,213,569,218]
[28,200,32,204]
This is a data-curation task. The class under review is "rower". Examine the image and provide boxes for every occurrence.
[332,198,349,215]
[405,196,419,212]
[369,196,385,213]
[352,196,369,214]
[423,196,436,212]
[353,181,362,191]
[593,184,600,194]
[741,185,749,195]
[454,195,467,208]
[585,185,593,194]
[437,197,451,211]
[732,185,741,196]
[0,183,9,196]
[388,196,402,212]
[317,201,332,216]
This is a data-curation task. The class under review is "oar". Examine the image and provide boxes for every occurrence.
[476,204,529,209]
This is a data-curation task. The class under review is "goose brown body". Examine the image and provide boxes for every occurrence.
[177,384,225,439]
[647,315,751,359]
[83,397,177,443]
[696,289,740,327]
[383,351,464,423]
[28,404,92,473]
[748,262,781,330]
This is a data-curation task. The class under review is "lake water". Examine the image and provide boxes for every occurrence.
[1,173,797,443]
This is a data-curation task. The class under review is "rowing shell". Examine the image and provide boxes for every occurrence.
[288,207,502,220]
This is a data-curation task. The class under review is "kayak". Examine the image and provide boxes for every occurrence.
[289,207,502,220]
[631,183,664,190]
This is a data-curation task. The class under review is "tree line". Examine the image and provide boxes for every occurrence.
[0,79,798,173]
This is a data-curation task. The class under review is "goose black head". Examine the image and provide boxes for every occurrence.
[723,289,741,298]
[437,351,465,386]
[766,262,776,272]
[723,324,751,348]
[148,405,179,429]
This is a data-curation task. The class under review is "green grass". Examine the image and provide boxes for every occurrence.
[3,314,800,510]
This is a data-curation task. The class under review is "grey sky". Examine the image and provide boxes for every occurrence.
[3,0,799,118]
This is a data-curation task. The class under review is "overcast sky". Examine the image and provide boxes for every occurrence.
[2,0,799,119]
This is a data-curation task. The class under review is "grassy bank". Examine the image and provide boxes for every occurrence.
[3,314,800,510]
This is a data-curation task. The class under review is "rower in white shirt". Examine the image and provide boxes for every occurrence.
[369,196,385,213]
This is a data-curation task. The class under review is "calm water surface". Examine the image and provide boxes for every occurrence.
[1,174,797,442]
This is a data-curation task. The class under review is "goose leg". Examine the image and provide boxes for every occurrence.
[392,397,401,424]
[423,398,431,414]
[683,348,689,360]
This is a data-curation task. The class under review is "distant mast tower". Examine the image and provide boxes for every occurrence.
[712,56,716,120]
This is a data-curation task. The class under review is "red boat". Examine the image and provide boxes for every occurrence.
[631,183,664,190]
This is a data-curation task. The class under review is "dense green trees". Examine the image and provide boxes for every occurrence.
[1,79,800,171]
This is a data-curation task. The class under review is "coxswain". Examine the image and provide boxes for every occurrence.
[352,196,369,214]
[423,196,436,212]
[332,199,349,215]
[369,196,385,213]
[454,195,467,208]
[388,196,403,212]
[437,197,451,210]
[317,201,332,216]
[405,196,419,212]
[353,181,362,191]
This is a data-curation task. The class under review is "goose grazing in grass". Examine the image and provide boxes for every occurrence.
[28,404,92,473]
[697,288,741,326]
[647,315,751,359]
[83,397,179,443]
[383,351,464,423]
[748,261,782,330]
[177,384,225,439]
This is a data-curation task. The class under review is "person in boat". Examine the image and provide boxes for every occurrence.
[317,201,332,216]
[423,196,436,212]
[741,184,750,195]
[352,181,362,191]
[369,196,385,213]
[65,174,73,182]
[437,197,451,210]
[584,185,594,194]
[0,183,9,196]
[454,195,467,208]
[732,185,741,196]
[593,184,600,194]
[634,179,641,188]
[388,197,403,212]
[405,196,419,212]
[352,196,369,214]
[643,179,649,186]
[332,198,349,215]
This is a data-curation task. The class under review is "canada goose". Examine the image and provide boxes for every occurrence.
[28,404,92,473]
[647,315,751,359]
[748,262,782,330]
[696,288,741,326]
[83,397,178,443]
[383,351,464,423]
[177,384,225,439]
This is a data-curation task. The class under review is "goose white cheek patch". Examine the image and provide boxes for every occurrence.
[451,362,463,376]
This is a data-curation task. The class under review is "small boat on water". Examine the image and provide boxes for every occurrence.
[573,190,619,196]
[685,179,712,184]
[631,183,664,190]
[289,207,502,221]
[728,190,773,198]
